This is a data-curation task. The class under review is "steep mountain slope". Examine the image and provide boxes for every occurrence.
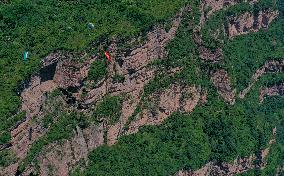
[1,0,284,176]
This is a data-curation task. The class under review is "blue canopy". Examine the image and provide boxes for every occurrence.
[23,51,29,61]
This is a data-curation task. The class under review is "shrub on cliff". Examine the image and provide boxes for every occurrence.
[88,59,107,83]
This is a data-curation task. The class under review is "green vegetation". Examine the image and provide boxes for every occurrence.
[0,149,17,167]
[0,111,26,144]
[143,73,177,97]
[143,9,204,99]
[257,109,284,175]
[42,113,54,129]
[200,0,284,90]
[223,20,284,90]
[88,60,107,83]
[92,96,123,125]
[238,136,284,175]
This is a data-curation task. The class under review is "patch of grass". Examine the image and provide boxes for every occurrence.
[123,105,142,131]
[143,73,176,98]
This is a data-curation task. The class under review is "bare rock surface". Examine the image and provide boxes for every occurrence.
[176,152,267,176]
[53,61,83,89]
[10,76,57,162]
[211,69,236,104]
[199,46,223,63]
[0,163,18,176]
[21,76,57,118]
[227,10,278,38]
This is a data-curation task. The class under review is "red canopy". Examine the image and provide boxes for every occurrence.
[104,51,111,61]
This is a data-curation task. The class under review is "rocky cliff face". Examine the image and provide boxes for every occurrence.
[1,7,193,176]
[200,0,258,25]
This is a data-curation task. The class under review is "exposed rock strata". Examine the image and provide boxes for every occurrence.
[227,10,278,38]
[37,125,104,176]
[125,84,200,136]
[200,0,258,25]
[176,156,256,176]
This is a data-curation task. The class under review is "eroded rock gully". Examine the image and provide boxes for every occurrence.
[260,83,284,103]
[211,69,236,104]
